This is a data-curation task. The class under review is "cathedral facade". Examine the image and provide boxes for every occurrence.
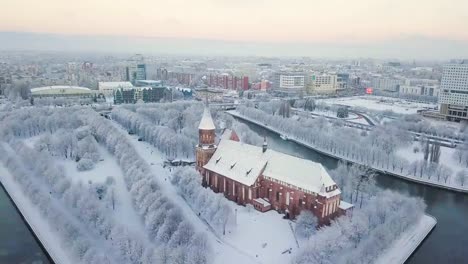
[195,107,352,223]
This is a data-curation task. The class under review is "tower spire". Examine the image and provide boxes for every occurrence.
[198,104,215,131]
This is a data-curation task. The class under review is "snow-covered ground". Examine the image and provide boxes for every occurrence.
[110,120,299,264]
[223,206,298,263]
[375,214,436,264]
[61,145,149,239]
[395,143,466,188]
[108,120,262,264]
[319,96,437,115]
[23,134,147,234]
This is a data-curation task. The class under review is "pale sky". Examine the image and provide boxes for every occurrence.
[1,0,468,43]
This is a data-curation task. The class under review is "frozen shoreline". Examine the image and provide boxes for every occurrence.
[0,165,71,264]
[229,111,468,194]
[375,214,437,264]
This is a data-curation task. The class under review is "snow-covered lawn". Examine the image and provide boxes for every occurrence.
[223,206,298,263]
[319,96,436,115]
[396,143,467,188]
[23,135,149,238]
[375,214,436,264]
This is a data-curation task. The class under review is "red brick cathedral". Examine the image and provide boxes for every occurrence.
[195,107,352,224]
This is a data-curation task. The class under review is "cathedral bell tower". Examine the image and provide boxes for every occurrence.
[196,106,217,174]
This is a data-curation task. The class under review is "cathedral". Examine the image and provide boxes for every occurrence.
[195,107,352,224]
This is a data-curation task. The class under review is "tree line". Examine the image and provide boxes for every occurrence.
[237,105,467,189]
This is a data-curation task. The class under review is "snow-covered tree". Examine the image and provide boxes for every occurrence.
[456,170,467,186]
[295,211,318,239]
[77,158,95,171]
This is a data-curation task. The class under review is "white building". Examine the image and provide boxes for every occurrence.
[370,77,403,92]
[273,71,306,95]
[308,73,338,94]
[278,74,305,89]
[98,81,134,96]
[399,85,440,97]
[439,64,468,121]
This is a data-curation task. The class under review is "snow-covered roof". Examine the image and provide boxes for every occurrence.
[204,139,340,198]
[31,86,91,93]
[253,198,271,207]
[98,82,134,89]
[338,200,354,210]
[198,107,216,130]
[220,129,233,140]
[204,140,267,186]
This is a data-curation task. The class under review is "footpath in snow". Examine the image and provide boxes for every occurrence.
[108,120,261,264]
[228,111,468,194]
[375,214,437,264]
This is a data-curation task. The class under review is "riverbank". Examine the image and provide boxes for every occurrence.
[228,111,468,194]
[375,214,437,264]
[0,165,69,264]
[229,111,439,264]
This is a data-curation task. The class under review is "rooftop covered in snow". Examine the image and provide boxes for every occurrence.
[338,200,354,210]
[203,138,339,198]
[198,107,216,130]
[31,86,93,97]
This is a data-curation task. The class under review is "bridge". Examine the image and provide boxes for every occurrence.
[210,103,239,110]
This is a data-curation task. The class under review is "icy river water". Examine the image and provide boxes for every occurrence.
[0,183,51,264]
[0,118,467,264]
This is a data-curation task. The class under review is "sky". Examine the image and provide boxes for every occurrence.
[0,0,468,58]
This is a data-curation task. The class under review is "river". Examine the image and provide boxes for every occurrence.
[0,183,51,264]
[241,119,468,264]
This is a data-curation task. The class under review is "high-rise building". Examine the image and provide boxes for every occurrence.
[273,71,306,95]
[337,73,349,90]
[308,73,338,95]
[370,77,403,92]
[126,64,146,84]
[439,63,468,121]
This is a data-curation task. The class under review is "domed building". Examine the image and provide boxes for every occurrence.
[31,85,94,98]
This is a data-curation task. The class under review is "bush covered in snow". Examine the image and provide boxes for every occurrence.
[77,158,95,171]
